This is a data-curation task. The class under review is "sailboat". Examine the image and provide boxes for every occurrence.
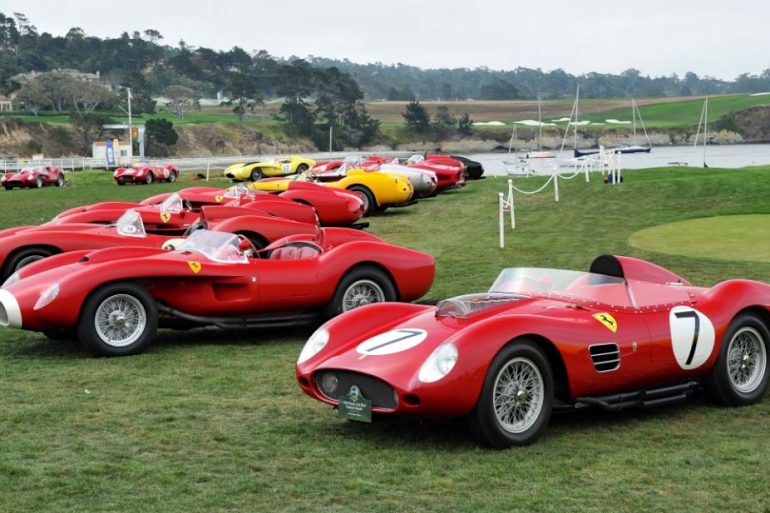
[573,97,652,157]
[692,98,710,168]
[614,98,652,154]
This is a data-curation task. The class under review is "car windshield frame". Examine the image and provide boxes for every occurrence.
[224,183,249,199]
[159,192,184,213]
[176,230,248,264]
[116,210,147,238]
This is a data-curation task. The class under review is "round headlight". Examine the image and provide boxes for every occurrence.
[418,343,458,383]
[319,372,339,395]
[2,271,20,289]
[297,327,329,364]
[34,282,60,310]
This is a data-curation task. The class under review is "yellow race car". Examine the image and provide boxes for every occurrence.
[248,169,414,216]
[224,156,316,182]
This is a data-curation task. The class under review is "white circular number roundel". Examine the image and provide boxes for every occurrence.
[356,329,427,356]
[668,306,715,370]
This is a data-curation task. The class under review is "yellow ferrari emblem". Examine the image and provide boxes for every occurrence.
[188,261,202,274]
[215,195,223,203]
[160,212,171,223]
[593,313,618,333]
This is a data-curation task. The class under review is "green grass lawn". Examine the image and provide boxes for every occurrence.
[1,167,770,512]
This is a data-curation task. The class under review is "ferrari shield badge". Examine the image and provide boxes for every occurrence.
[188,261,202,274]
[338,385,372,423]
[160,212,171,223]
[593,313,618,333]
[215,195,224,203]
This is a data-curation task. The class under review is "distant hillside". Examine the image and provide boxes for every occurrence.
[1,10,770,102]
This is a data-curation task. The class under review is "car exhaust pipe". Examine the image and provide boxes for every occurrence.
[0,289,22,328]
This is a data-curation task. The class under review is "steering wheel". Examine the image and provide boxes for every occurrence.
[237,234,259,258]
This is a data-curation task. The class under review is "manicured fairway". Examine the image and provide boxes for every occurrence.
[630,214,770,262]
[0,166,769,513]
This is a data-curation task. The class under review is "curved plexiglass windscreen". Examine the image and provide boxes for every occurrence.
[437,268,630,318]
[159,192,184,213]
[407,154,425,164]
[116,210,146,238]
[177,230,247,263]
[224,183,249,199]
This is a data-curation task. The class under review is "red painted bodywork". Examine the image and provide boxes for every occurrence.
[297,256,770,418]
[2,167,64,189]
[142,185,364,226]
[113,165,178,185]
[1,229,435,337]
[0,207,319,280]
[51,198,319,233]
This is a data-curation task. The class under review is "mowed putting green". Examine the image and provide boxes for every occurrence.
[629,214,770,262]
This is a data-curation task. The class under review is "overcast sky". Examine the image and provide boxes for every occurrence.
[10,0,770,80]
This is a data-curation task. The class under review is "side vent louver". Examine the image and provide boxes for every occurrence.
[589,343,620,372]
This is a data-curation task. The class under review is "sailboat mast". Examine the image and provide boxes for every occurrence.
[703,98,709,167]
[632,98,637,144]
[537,97,543,150]
[573,85,580,150]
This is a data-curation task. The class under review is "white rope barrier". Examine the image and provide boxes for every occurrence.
[508,174,556,195]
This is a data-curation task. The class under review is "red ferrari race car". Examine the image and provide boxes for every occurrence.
[141,183,365,227]
[296,255,770,447]
[0,228,435,357]
[405,155,465,191]
[2,166,65,190]
[113,164,179,185]
[50,191,319,232]
[0,203,319,281]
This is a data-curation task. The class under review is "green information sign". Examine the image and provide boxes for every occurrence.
[338,385,372,423]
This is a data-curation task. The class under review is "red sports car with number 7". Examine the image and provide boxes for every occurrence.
[296,255,770,447]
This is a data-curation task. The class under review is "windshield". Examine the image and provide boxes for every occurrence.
[177,230,247,263]
[159,192,184,213]
[116,210,146,238]
[407,154,425,165]
[343,155,361,166]
[490,267,629,304]
[224,183,249,199]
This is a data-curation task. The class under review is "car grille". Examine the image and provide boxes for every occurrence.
[315,370,398,409]
[589,343,621,372]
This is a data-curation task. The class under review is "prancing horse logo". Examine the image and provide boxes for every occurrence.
[593,312,618,333]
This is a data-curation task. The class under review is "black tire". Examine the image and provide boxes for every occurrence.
[4,186,11,191]
[706,313,769,405]
[469,340,554,448]
[348,185,376,216]
[296,163,309,174]
[168,171,177,183]
[250,168,263,182]
[117,181,125,186]
[145,173,153,184]
[35,176,43,188]
[76,282,158,357]
[2,247,56,280]
[56,174,65,187]
[324,265,396,318]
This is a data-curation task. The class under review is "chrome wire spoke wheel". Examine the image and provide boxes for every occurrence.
[493,357,544,434]
[94,294,147,348]
[341,279,385,312]
[727,327,767,394]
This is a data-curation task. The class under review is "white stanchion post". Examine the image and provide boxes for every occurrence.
[508,179,515,229]
[553,172,559,202]
[499,192,505,248]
